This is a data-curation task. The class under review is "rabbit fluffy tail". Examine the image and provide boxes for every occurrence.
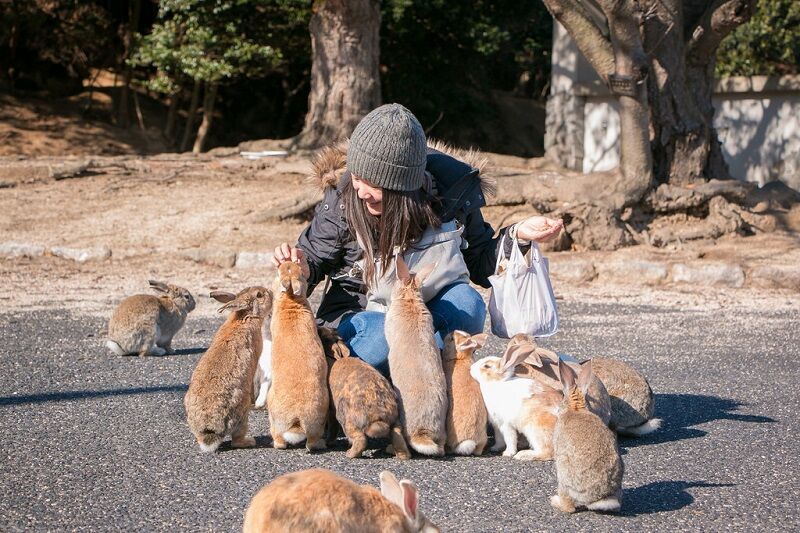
[617,418,662,437]
[105,340,127,356]
[196,432,223,453]
[587,497,621,512]
[410,430,443,456]
[453,440,477,455]
[365,421,390,439]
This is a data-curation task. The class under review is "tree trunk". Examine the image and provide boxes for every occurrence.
[118,0,142,128]
[192,82,218,154]
[165,91,181,142]
[180,80,202,153]
[294,0,381,149]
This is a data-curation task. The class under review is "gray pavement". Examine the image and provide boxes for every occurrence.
[1,299,798,532]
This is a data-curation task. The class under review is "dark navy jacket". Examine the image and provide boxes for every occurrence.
[297,148,527,326]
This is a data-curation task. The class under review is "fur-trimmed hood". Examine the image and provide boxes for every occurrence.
[309,139,496,199]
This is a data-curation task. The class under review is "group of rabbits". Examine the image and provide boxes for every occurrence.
[106,258,661,529]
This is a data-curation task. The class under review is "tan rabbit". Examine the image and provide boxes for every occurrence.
[551,359,624,513]
[591,356,662,436]
[384,257,447,457]
[508,334,612,426]
[184,286,271,452]
[106,280,195,356]
[471,344,562,461]
[243,469,439,533]
[267,261,329,452]
[442,330,489,456]
[320,327,411,460]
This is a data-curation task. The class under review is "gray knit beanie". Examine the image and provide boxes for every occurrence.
[347,103,427,191]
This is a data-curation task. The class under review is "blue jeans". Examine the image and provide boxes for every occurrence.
[337,283,486,375]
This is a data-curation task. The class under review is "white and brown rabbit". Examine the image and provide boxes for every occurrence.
[590,357,661,436]
[106,280,195,356]
[551,359,624,513]
[384,257,448,457]
[252,308,273,410]
[184,286,271,453]
[243,469,439,533]
[321,326,410,460]
[443,330,489,456]
[508,334,612,426]
[268,261,329,451]
[471,344,562,461]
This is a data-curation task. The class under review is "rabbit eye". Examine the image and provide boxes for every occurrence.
[256,291,264,298]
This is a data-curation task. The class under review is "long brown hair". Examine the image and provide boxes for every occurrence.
[343,175,440,288]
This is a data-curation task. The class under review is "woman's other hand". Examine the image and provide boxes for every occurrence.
[515,216,564,244]
[272,243,311,279]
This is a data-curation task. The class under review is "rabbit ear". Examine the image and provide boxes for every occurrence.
[395,255,411,284]
[535,346,560,363]
[399,480,420,523]
[149,280,170,293]
[217,296,249,314]
[209,291,236,303]
[453,330,476,351]
[558,358,577,393]
[380,471,404,509]
[414,261,437,286]
[471,333,489,349]
[577,359,594,395]
[501,345,535,373]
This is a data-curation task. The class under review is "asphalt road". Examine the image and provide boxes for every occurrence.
[1,299,798,532]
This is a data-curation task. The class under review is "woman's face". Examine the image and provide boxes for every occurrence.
[352,175,384,216]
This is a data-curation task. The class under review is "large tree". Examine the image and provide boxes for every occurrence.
[293,0,381,148]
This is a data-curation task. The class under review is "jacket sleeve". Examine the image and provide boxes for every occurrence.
[295,189,349,292]
[461,209,531,288]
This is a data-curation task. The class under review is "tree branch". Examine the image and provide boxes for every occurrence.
[686,0,756,63]
[541,0,616,80]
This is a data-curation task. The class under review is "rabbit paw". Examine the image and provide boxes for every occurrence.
[231,436,256,448]
[502,448,517,458]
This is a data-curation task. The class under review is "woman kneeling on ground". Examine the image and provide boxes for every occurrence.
[272,103,562,374]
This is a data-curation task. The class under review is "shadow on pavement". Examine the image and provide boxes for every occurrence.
[620,481,735,516]
[621,393,776,447]
[0,384,188,406]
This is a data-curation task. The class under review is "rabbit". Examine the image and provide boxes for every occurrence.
[243,469,439,533]
[184,286,271,453]
[320,326,411,460]
[590,356,662,436]
[106,280,195,356]
[267,261,329,452]
[252,309,273,410]
[551,359,624,513]
[507,334,612,426]
[384,257,448,457]
[470,344,562,461]
[442,330,489,456]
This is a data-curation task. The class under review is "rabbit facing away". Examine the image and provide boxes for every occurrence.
[320,326,410,460]
[551,359,624,514]
[384,257,448,457]
[590,357,662,437]
[442,330,489,456]
[106,280,195,356]
[507,334,612,426]
[184,286,271,453]
[243,469,439,533]
[268,261,329,452]
[252,309,273,410]
[471,344,562,461]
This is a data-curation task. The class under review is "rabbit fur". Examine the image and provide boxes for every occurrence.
[551,359,624,513]
[384,257,448,457]
[471,346,561,461]
[268,261,329,451]
[243,469,439,533]
[591,356,661,436]
[106,280,195,356]
[442,330,489,456]
[321,327,410,460]
[184,286,271,453]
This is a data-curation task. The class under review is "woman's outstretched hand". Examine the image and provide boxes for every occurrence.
[515,216,564,244]
[272,243,310,279]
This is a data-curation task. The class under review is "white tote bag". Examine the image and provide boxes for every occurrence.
[488,235,559,338]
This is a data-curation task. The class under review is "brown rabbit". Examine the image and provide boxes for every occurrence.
[267,261,329,452]
[107,280,195,356]
[243,469,439,533]
[320,327,410,460]
[442,330,489,456]
[385,257,447,457]
[184,286,271,452]
[590,356,662,436]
